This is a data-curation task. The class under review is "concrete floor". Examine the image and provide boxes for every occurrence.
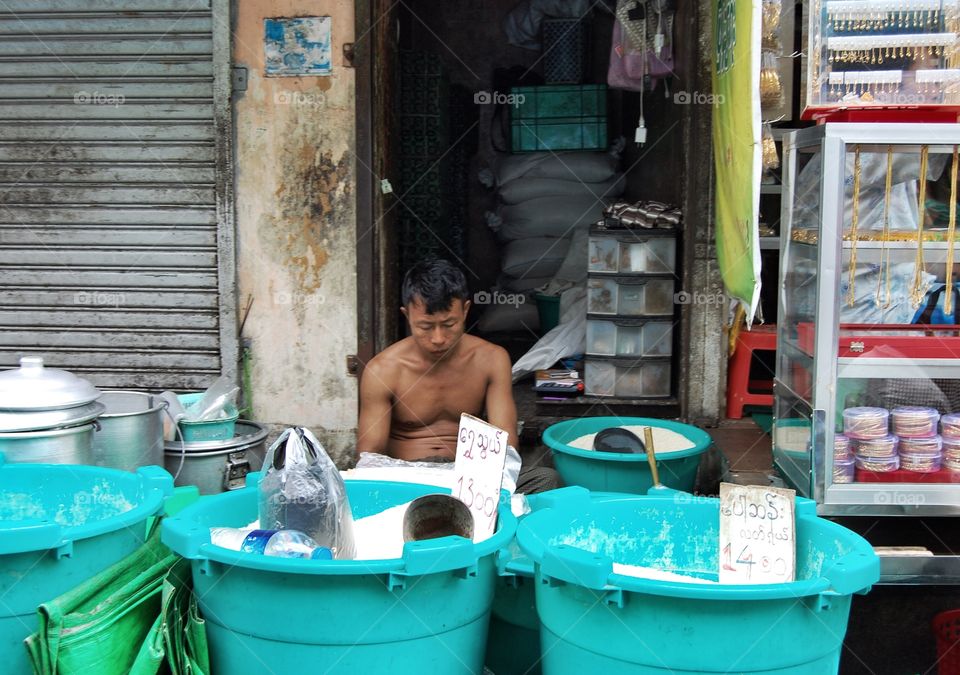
[516,396,960,675]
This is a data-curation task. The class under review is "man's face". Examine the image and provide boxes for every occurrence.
[402,297,470,361]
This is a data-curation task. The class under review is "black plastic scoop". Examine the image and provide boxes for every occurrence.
[595,426,663,490]
[593,427,646,454]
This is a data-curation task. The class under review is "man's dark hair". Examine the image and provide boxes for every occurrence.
[401,259,470,314]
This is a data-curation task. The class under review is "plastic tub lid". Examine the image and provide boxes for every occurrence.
[852,434,899,457]
[898,436,943,454]
[843,406,889,419]
[855,455,901,471]
[941,413,960,436]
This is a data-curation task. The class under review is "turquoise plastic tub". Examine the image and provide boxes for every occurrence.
[176,392,239,442]
[0,459,172,673]
[486,488,635,675]
[516,491,880,674]
[161,476,518,674]
[543,417,712,493]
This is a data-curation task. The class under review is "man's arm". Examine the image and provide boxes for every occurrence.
[484,346,519,449]
[356,360,393,458]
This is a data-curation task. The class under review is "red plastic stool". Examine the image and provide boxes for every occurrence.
[934,609,960,675]
[726,324,777,419]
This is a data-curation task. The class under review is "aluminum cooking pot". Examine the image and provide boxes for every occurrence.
[0,356,103,463]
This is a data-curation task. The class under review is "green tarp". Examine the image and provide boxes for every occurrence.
[26,505,208,674]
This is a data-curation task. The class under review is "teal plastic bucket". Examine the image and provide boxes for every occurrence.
[486,487,636,675]
[161,476,518,674]
[516,492,880,674]
[0,459,172,673]
[542,417,712,493]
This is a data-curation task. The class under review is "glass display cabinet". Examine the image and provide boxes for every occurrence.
[805,0,960,119]
[775,123,960,516]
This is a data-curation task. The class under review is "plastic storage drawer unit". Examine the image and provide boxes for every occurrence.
[584,358,672,398]
[586,318,674,357]
[587,276,675,316]
[588,232,676,274]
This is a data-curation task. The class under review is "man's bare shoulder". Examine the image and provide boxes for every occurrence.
[365,338,417,379]
[462,335,511,371]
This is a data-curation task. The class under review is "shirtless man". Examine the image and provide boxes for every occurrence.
[357,259,560,493]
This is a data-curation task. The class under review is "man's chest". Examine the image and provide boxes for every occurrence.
[393,370,488,420]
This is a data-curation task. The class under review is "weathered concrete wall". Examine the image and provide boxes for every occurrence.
[678,0,727,424]
[233,0,358,463]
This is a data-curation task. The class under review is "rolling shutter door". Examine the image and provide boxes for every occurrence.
[0,0,236,390]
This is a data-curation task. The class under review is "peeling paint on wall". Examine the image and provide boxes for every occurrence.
[233,0,358,466]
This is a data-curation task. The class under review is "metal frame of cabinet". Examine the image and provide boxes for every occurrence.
[776,122,960,518]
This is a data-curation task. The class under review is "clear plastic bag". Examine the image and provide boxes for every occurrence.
[183,376,239,422]
[258,427,356,559]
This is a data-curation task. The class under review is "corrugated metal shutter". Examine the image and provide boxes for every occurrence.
[0,0,236,390]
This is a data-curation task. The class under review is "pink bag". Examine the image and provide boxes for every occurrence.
[607,12,675,92]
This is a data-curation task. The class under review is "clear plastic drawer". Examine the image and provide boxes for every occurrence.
[587,276,675,316]
[586,318,674,357]
[588,232,677,274]
[584,357,672,398]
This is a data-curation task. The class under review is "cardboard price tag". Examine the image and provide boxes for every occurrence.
[719,483,796,584]
[452,413,508,538]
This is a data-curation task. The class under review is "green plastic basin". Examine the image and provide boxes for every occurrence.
[542,416,713,493]
[0,459,172,673]
[162,475,518,674]
[517,493,880,674]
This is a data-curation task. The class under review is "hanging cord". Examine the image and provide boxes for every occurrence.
[847,145,862,306]
[946,146,959,315]
[876,146,894,309]
[911,146,931,307]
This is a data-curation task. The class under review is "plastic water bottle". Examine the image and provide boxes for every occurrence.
[210,527,333,560]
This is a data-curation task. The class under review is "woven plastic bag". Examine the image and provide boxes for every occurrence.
[258,427,357,559]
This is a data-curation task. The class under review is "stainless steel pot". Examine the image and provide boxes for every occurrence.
[0,357,103,464]
[0,423,96,464]
[164,421,268,495]
[92,391,166,472]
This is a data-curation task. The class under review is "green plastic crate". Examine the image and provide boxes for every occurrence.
[510,84,607,152]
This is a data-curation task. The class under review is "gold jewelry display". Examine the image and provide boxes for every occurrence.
[847,145,862,307]
[876,147,895,309]
[946,146,959,315]
[911,146,931,307]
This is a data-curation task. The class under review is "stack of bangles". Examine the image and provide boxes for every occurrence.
[891,406,940,438]
[853,434,899,472]
[899,436,943,473]
[943,436,960,472]
[833,434,855,483]
[843,407,889,440]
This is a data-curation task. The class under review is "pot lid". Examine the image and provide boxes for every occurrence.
[0,400,105,432]
[0,357,101,410]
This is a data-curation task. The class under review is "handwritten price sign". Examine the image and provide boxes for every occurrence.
[452,413,508,538]
[719,483,796,584]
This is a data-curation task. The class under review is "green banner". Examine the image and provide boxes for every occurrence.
[713,0,761,323]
